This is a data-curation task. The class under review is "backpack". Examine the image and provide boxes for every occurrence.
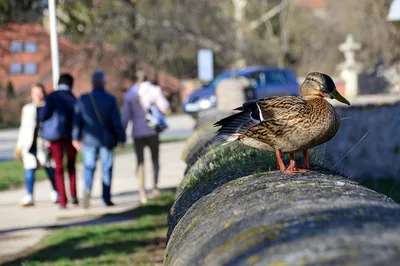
[134,83,168,133]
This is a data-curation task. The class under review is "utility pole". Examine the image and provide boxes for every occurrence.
[48,0,60,89]
[232,0,247,76]
[279,0,290,67]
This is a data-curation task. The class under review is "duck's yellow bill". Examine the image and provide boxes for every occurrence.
[332,90,350,105]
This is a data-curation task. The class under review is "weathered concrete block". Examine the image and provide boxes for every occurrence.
[166,171,400,266]
[180,109,231,173]
[215,78,250,112]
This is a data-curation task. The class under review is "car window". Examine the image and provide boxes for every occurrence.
[283,69,297,83]
[265,70,287,85]
[208,72,231,88]
[244,71,265,87]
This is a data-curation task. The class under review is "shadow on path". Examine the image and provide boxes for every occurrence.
[4,189,176,266]
[0,187,176,235]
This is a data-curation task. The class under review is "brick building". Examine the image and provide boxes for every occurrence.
[0,23,182,123]
[294,0,326,9]
[0,23,80,96]
[0,23,181,97]
[294,0,327,18]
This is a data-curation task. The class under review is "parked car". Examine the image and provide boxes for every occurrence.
[183,66,299,117]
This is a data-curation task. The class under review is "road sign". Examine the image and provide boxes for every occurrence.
[197,49,214,82]
[388,0,400,21]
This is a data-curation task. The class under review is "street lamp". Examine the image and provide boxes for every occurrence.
[48,0,60,89]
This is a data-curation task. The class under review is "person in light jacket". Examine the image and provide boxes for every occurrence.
[15,84,58,207]
[121,70,169,204]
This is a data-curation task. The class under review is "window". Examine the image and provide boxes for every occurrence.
[9,41,23,53]
[24,41,38,53]
[9,62,23,74]
[24,63,38,74]
[208,72,231,88]
[265,70,287,85]
[8,62,38,74]
[245,71,265,88]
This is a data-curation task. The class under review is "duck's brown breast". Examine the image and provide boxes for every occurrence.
[275,98,340,153]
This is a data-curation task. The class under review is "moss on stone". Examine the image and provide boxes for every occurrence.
[246,255,261,264]
[269,262,287,266]
[179,143,276,195]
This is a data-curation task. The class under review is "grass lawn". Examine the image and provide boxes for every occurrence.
[0,137,185,191]
[6,192,175,266]
[0,123,19,130]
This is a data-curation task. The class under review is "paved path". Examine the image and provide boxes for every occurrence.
[0,141,189,264]
[0,114,194,162]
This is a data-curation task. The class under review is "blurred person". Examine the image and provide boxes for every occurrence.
[15,84,58,207]
[72,70,126,209]
[39,74,78,209]
[122,70,169,204]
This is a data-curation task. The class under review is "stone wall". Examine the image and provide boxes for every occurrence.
[319,94,400,180]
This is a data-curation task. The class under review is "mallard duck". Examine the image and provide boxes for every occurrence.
[213,72,350,174]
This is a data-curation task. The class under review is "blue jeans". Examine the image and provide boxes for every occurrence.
[82,145,114,203]
[25,167,56,195]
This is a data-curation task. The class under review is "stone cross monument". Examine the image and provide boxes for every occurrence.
[337,34,363,98]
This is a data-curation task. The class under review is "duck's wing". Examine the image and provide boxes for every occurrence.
[212,99,261,145]
[213,96,310,145]
[246,96,311,142]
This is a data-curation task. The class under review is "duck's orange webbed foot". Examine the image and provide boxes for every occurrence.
[276,151,312,174]
[285,152,312,174]
[285,167,312,174]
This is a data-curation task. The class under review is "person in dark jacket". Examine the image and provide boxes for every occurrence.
[39,74,78,209]
[72,70,126,209]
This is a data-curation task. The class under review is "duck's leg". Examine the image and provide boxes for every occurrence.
[287,153,297,172]
[303,150,309,169]
[275,151,287,173]
[286,152,311,173]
